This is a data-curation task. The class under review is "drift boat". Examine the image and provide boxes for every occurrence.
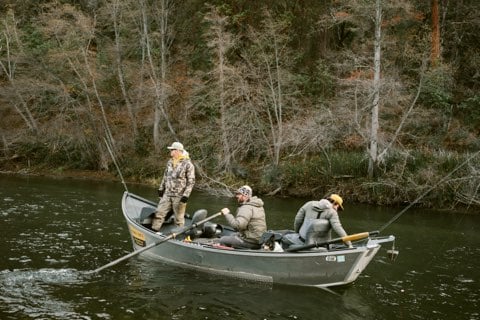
[121,191,395,288]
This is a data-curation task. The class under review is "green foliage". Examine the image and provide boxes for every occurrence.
[296,59,336,99]
[47,142,98,170]
[328,151,367,177]
[459,95,480,129]
[436,151,460,174]
[17,141,50,163]
[403,151,431,174]
[35,90,62,117]
[419,65,454,112]
[352,150,468,207]
[17,138,98,170]
[263,152,367,196]
[21,24,52,57]
[134,127,152,157]
[98,66,121,95]
[260,165,283,187]
[120,154,159,181]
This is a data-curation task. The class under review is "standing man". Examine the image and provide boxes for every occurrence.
[219,185,267,249]
[294,194,352,247]
[152,142,195,232]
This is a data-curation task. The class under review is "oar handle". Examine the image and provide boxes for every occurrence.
[87,211,222,274]
[341,231,378,243]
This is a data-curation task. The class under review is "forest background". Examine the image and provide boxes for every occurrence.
[1,0,479,210]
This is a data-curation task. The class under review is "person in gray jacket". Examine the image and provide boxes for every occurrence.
[294,194,352,247]
[220,185,267,249]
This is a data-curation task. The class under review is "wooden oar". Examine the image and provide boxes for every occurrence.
[286,230,379,253]
[88,211,222,274]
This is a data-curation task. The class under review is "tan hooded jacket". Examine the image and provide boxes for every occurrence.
[224,196,267,244]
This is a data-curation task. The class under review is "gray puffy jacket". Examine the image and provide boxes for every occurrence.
[294,199,348,241]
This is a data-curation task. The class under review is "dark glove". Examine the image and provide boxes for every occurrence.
[157,189,164,198]
[180,196,188,203]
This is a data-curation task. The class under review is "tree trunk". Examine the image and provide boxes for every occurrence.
[219,43,232,171]
[205,7,233,172]
[431,0,441,66]
[272,31,283,166]
[248,10,291,167]
[112,0,138,138]
[140,0,176,151]
[368,0,382,178]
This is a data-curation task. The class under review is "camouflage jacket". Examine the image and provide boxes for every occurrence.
[158,155,195,198]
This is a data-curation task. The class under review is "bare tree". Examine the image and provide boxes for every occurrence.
[0,10,38,132]
[367,0,382,178]
[319,0,425,178]
[38,2,112,170]
[139,0,176,150]
[68,54,111,170]
[112,0,138,137]
[431,0,441,66]
[203,5,236,171]
[244,9,298,166]
[377,57,429,163]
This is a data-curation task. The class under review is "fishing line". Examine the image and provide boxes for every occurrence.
[104,137,129,193]
[378,151,480,233]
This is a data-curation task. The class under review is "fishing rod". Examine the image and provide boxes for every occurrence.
[378,150,480,233]
[103,137,129,193]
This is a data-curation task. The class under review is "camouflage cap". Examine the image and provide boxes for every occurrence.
[235,185,252,198]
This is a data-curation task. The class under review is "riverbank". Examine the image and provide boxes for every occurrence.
[0,167,120,184]
[2,153,479,213]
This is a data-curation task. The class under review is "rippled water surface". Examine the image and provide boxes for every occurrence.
[1,174,479,319]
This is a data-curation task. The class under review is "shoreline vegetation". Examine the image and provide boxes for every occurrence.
[2,148,479,213]
[1,2,479,212]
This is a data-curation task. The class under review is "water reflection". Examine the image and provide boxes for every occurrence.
[87,259,376,320]
[1,174,479,320]
[0,268,86,319]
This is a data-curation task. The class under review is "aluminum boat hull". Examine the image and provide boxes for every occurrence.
[122,192,394,287]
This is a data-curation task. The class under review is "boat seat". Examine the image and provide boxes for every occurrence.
[139,207,155,223]
[190,209,208,224]
[184,209,208,239]
[303,219,330,245]
[139,207,174,224]
[271,230,330,251]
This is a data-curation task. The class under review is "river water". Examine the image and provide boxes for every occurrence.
[0,174,478,320]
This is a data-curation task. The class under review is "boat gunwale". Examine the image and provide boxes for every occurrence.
[121,192,387,258]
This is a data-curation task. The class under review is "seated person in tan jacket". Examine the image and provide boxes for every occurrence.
[220,185,267,249]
